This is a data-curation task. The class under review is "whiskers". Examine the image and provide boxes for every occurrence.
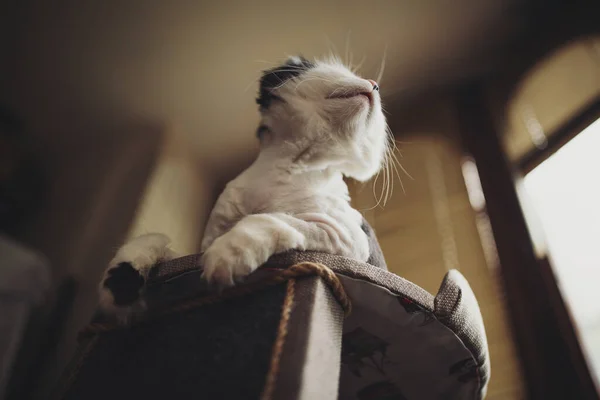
[375,44,388,85]
[319,45,411,210]
[363,128,413,212]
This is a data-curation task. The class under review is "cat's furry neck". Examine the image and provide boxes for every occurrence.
[244,144,350,196]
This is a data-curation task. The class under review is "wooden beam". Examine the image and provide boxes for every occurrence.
[456,84,598,400]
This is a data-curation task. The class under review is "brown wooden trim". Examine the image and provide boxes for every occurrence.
[456,84,599,400]
[518,95,600,174]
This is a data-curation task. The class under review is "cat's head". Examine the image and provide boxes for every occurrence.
[255,55,389,182]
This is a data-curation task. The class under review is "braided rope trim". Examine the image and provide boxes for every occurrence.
[260,279,295,400]
[78,261,351,340]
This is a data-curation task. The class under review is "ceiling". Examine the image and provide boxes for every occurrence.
[1,0,530,176]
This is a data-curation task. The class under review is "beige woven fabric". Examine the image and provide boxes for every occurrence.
[435,270,490,398]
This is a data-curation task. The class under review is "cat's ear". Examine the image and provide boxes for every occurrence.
[257,56,314,110]
[284,55,311,67]
[260,56,313,89]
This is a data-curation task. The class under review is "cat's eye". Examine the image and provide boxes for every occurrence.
[256,125,269,139]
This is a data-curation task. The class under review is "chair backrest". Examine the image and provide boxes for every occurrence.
[54,251,490,400]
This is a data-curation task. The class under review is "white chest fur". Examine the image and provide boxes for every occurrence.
[200,158,370,273]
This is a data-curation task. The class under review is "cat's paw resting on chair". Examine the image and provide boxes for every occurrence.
[201,213,307,287]
[98,233,176,322]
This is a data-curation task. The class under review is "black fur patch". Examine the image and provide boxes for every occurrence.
[103,262,145,306]
[256,56,314,109]
[360,221,370,235]
[256,124,269,139]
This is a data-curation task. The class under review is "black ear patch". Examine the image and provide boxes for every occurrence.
[256,56,314,109]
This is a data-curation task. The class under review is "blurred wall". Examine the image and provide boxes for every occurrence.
[13,123,217,399]
[11,122,162,399]
[126,127,216,255]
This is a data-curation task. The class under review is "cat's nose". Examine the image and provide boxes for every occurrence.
[367,79,379,91]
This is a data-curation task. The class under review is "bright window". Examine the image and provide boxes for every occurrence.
[523,117,600,386]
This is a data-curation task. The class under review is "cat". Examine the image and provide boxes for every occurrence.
[99,55,392,321]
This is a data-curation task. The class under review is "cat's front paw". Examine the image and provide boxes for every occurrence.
[98,233,175,322]
[201,214,307,287]
[99,262,146,322]
[201,234,260,288]
[102,262,145,306]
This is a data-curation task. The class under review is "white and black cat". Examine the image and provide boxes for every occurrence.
[99,55,392,321]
